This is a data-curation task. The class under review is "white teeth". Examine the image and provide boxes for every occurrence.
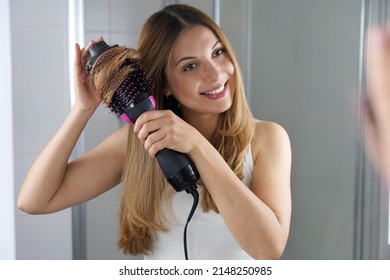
[203,85,224,95]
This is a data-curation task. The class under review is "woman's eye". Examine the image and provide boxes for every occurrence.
[213,48,225,57]
[183,63,197,72]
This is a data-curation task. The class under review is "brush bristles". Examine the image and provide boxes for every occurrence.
[109,60,154,114]
[89,46,154,114]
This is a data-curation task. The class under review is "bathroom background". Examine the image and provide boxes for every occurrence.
[1,0,389,260]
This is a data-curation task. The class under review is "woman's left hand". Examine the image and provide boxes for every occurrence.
[134,110,202,157]
[364,26,390,182]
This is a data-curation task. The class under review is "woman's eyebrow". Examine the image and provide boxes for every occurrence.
[212,40,221,49]
[175,40,222,67]
[175,56,197,67]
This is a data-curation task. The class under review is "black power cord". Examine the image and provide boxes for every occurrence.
[183,184,199,260]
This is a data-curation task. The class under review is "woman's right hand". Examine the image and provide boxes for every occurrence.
[73,37,105,113]
[18,36,127,215]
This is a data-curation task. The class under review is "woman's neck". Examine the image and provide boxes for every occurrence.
[182,111,220,142]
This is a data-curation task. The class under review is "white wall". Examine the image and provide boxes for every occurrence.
[0,0,16,260]
[250,0,360,259]
[11,0,72,259]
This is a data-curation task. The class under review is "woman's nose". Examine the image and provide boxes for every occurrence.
[203,61,221,83]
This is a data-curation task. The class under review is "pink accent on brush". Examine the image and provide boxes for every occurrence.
[149,96,156,109]
[120,113,134,125]
[119,96,156,125]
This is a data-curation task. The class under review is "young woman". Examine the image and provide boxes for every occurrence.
[18,4,291,260]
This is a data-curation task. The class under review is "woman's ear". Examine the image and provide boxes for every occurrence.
[164,86,173,97]
[163,91,181,114]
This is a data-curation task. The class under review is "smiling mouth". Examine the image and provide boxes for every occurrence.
[201,83,226,96]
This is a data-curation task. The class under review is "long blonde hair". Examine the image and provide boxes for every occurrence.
[117,4,255,255]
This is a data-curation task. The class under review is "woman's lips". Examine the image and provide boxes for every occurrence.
[200,83,227,99]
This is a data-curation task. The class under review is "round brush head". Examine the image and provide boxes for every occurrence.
[109,59,154,115]
[87,40,154,115]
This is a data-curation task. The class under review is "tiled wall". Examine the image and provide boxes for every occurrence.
[11,0,72,259]
[250,0,360,259]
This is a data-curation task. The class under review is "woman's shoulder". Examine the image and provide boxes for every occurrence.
[253,119,288,136]
[252,119,291,163]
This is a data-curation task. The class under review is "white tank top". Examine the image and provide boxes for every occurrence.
[144,147,254,260]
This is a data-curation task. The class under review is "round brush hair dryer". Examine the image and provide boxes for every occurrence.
[87,41,200,193]
[87,41,199,259]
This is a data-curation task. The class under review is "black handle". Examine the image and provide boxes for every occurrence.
[156,149,199,192]
[126,97,200,192]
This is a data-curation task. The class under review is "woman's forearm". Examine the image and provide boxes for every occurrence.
[17,104,95,213]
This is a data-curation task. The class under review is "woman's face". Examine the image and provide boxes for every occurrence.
[166,25,235,118]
